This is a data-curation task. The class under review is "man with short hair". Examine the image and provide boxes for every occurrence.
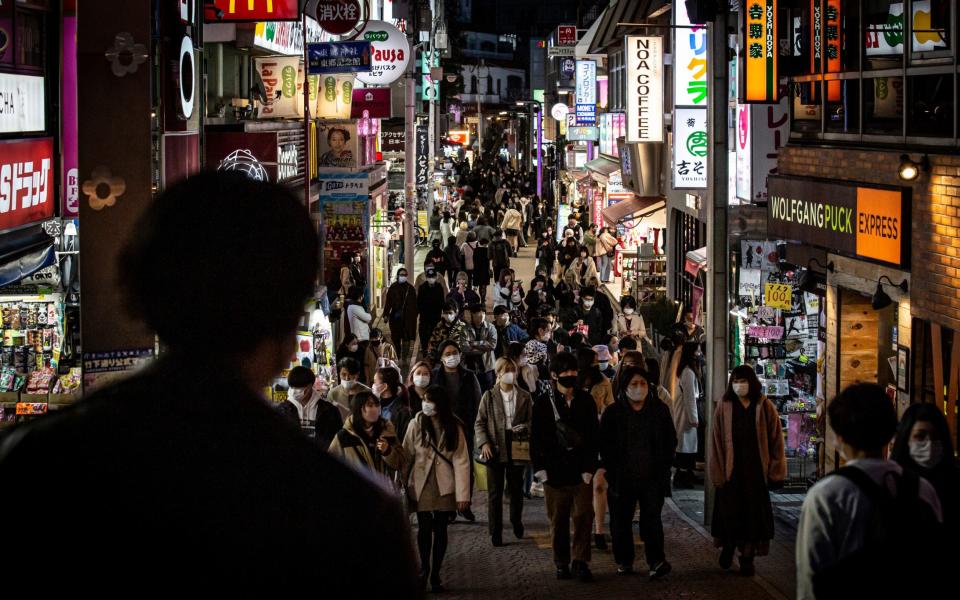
[493,305,528,358]
[0,172,418,593]
[416,266,446,356]
[463,303,499,392]
[328,357,372,419]
[277,366,343,450]
[383,268,417,370]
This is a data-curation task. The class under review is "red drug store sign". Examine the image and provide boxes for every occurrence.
[0,138,55,231]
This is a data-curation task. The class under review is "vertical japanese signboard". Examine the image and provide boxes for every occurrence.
[415,125,428,186]
[673,108,707,189]
[823,0,841,101]
[625,36,664,143]
[557,25,577,46]
[575,60,597,125]
[674,1,708,108]
[742,0,778,103]
[736,98,789,202]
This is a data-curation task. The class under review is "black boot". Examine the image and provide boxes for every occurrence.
[719,546,735,570]
[594,533,608,551]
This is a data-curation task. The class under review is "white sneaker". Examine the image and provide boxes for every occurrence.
[530,481,544,498]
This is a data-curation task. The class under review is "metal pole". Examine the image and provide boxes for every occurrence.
[477,59,484,163]
[703,4,729,527]
[536,103,542,197]
[404,41,417,277]
[302,14,311,211]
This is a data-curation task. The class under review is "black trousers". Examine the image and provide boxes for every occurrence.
[419,320,438,357]
[416,510,452,581]
[486,461,525,537]
[609,482,666,568]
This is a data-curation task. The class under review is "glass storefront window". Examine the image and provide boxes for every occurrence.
[863,76,904,134]
[791,82,823,133]
[912,0,951,57]
[865,0,907,68]
[825,79,859,133]
[908,73,954,136]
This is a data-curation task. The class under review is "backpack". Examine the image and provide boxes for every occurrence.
[811,466,945,599]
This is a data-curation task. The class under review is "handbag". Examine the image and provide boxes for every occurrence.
[510,437,531,462]
[475,444,498,465]
[548,387,584,451]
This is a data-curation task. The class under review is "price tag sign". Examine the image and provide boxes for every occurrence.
[764,283,793,310]
[16,402,48,416]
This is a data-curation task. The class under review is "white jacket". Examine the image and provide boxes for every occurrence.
[347,303,373,341]
[674,367,699,454]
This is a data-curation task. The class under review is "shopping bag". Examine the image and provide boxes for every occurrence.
[474,461,489,492]
[510,439,531,463]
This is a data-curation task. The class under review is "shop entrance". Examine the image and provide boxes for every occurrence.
[838,288,898,391]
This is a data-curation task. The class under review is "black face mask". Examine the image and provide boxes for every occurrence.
[557,376,578,389]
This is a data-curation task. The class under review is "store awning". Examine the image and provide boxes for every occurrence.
[585,156,620,183]
[562,169,590,184]
[601,196,665,226]
[0,240,55,288]
[589,0,656,54]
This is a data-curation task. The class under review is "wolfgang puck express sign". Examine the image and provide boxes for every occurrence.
[767,175,909,268]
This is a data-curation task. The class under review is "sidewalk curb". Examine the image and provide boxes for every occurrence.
[664,498,790,600]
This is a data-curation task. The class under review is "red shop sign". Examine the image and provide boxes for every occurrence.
[206,0,301,22]
[0,137,55,231]
[350,87,391,118]
[557,25,577,46]
[314,0,363,35]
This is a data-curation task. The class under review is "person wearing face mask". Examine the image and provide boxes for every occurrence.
[402,385,472,593]
[594,345,616,379]
[506,341,539,394]
[361,328,395,385]
[536,231,558,277]
[444,236,464,289]
[407,361,434,416]
[345,285,374,344]
[383,269,418,370]
[328,358,373,419]
[566,245,599,290]
[428,301,469,360]
[796,384,944,600]
[599,366,677,579]
[328,391,405,487]
[462,304,498,393]
[446,271,481,315]
[616,296,647,341]
[417,267,446,358]
[673,342,702,489]
[559,237,580,271]
[524,276,553,322]
[277,366,343,451]
[373,367,413,452]
[576,287,607,347]
[574,347,614,552]
[892,403,960,541]
[530,352,600,583]
[707,366,786,577]
[416,254,450,297]
[492,305,529,359]
[524,317,554,382]
[475,358,533,547]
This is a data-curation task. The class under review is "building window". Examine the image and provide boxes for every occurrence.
[497,79,502,96]
[471,75,477,94]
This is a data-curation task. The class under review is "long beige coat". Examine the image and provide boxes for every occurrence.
[402,413,472,503]
[474,385,533,464]
[708,395,788,486]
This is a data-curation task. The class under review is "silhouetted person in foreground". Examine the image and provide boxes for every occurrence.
[0,173,420,596]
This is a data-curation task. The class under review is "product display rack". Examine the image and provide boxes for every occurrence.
[623,252,667,302]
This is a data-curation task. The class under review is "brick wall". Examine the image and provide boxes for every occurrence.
[779,146,960,332]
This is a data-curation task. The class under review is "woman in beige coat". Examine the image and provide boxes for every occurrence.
[327,392,405,485]
[708,365,787,577]
[403,385,472,593]
[475,358,533,547]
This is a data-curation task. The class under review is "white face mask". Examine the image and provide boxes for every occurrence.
[442,354,461,368]
[288,388,309,402]
[413,374,431,388]
[398,275,408,283]
[909,440,943,468]
[599,361,609,370]
[348,344,359,353]
[732,383,750,398]
[626,385,648,402]
[372,383,387,398]
[623,308,635,315]
[422,401,437,417]
[444,313,457,323]
[583,300,594,309]
[342,379,357,391]
[500,372,516,385]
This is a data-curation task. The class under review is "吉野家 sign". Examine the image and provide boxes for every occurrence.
[742,0,779,103]
[206,0,301,22]
[767,176,910,268]
[674,0,708,107]
[567,126,599,142]
[0,73,45,133]
[764,283,793,310]
[625,36,664,143]
[672,108,707,189]
[355,20,410,86]
[0,137,54,231]
[307,41,372,74]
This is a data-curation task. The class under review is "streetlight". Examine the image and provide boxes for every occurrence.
[517,99,543,198]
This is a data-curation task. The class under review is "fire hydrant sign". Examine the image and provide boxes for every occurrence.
[313,0,363,35]
[764,283,792,310]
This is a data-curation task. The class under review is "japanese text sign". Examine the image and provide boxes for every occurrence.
[742,0,779,103]
[747,325,785,339]
[625,36,664,142]
[674,0,708,107]
[764,283,793,310]
[355,20,409,85]
[308,41,372,74]
[557,25,577,46]
[0,138,55,230]
[313,0,363,35]
[672,108,707,189]
[318,170,368,202]
[576,60,596,106]
[736,98,789,202]
[416,125,428,186]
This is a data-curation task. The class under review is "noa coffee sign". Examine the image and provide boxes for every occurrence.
[355,20,409,86]
[767,175,910,268]
[313,0,363,36]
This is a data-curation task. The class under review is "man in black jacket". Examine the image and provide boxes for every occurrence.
[278,366,343,450]
[416,267,446,357]
[0,173,420,596]
[600,365,677,580]
[531,352,600,582]
[577,287,608,346]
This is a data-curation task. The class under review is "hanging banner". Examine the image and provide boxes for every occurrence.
[315,74,354,118]
[381,119,405,153]
[415,125,428,185]
[674,0,708,107]
[625,36,663,142]
[307,41,372,74]
[742,0,779,103]
[736,97,789,202]
[672,108,707,189]
[355,20,410,86]
[421,47,440,101]
[764,283,793,310]
[255,56,302,118]
[62,16,79,217]
[351,87,391,118]
[318,170,368,202]
[567,126,599,141]
[0,73,45,133]
[447,130,470,145]
[823,0,842,101]
[557,25,577,46]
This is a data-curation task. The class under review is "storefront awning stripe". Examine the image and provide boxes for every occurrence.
[601,196,664,226]
[0,242,55,289]
[584,156,620,178]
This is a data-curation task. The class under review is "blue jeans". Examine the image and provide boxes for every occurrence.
[597,254,612,282]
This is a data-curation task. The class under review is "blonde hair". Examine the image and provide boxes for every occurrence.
[495,357,518,377]
[408,360,433,385]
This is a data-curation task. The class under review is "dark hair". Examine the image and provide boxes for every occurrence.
[499,268,514,286]
[568,332,586,349]
[550,351,578,376]
[369,328,383,340]
[828,383,898,453]
[506,341,526,363]
[891,403,956,471]
[659,336,675,353]
[348,286,364,303]
[447,235,458,247]
[350,391,383,440]
[337,357,361,375]
[376,366,404,399]
[621,295,638,310]
[530,317,549,337]
[287,366,316,389]
[443,299,461,313]
[119,172,317,352]
[326,127,351,143]
[676,342,701,377]
[421,385,461,452]
[724,364,763,403]
[618,336,638,352]
[616,365,653,399]
[613,350,645,392]
[576,347,604,390]
[493,305,509,316]
[437,339,461,356]
[581,286,597,300]
[644,358,661,388]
